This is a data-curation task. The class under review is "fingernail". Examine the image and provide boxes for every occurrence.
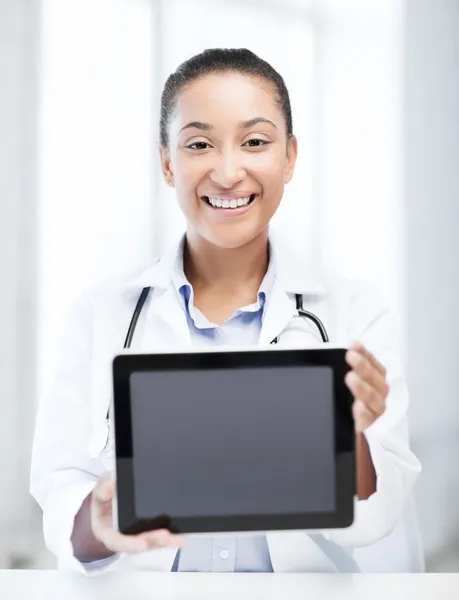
[345,371,357,385]
[346,350,360,366]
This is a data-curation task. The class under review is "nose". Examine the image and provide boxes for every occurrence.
[209,150,247,189]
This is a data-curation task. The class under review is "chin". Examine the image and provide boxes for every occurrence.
[203,226,267,250]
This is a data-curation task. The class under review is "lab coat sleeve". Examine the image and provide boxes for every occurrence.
[325,280,421,547]
[29,293,126,574]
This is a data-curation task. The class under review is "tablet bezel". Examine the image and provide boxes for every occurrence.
[112,347,355,535]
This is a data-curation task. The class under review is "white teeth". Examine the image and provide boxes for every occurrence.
[207,195,253,209]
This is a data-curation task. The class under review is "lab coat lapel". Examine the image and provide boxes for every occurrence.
[141,285,192,351]
[258,279,297,346]
[259,232,327,347]
[123,237,192,352]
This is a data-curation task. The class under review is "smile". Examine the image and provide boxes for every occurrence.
[201,193,257,210]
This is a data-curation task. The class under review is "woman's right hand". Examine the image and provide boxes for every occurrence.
[91,472,185,554]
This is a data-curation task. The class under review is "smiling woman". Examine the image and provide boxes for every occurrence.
[30,47,421,576]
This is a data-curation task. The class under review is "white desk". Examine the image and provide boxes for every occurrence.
[0,571,457,600]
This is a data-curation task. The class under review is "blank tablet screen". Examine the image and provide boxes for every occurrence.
[130,365,335,519]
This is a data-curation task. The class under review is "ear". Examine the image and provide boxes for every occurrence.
[159,145,175,188]
[284,135,298,184]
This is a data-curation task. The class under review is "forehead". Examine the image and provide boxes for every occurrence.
[172,73,281,128]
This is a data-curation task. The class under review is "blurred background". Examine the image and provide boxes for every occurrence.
[0,0,458,572]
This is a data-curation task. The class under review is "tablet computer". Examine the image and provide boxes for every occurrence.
[112,347,355,536]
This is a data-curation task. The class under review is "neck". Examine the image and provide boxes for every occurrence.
[184,229,270,293]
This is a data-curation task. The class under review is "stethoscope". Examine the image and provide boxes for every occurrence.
[110,287,330,432]
[107,287,329,427]
[123,287,329,349]
[113,287,361,573]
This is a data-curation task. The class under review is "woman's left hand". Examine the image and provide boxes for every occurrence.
[345,341,389,434]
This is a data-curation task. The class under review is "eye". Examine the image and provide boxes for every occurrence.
[186,141,212,150]
[243,138,270,148]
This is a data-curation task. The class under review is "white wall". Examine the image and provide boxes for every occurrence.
[403,0,459,565]
[0,0,41,564]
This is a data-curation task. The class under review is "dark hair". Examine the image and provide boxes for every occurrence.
[160,48,293,148]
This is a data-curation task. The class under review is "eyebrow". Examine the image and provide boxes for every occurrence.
[242,117,277,129]
[179,117,277,133]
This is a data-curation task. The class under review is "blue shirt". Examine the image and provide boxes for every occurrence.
[170,242,275,573]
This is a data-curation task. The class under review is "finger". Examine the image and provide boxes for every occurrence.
[345,350,389,397]
[139,529,172,547]
[139,530,185,549]
[97,528,169,554]
[349,341,387,377]
[93,478,114,503]
[105,527,185,554]
[99,529,152,553]
[352,399,375,433]
[345,371,385,416]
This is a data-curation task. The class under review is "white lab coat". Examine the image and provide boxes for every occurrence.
[30,233,421,574]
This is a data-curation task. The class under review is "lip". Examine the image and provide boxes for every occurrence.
[201,194,258,216]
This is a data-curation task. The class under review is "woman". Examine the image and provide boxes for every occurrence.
[30,48,421,574]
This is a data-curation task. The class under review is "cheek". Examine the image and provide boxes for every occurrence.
[172,154,207,195]
[172,157,209,220]
[252,149,288,184]
[257,162,287,197]
[175,168,197,195]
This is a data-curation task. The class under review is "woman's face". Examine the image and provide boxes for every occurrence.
[160,72,297,249]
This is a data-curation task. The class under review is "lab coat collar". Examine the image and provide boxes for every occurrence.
[124,230,327,297]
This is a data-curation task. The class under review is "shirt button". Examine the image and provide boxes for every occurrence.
[220,549,229,560]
